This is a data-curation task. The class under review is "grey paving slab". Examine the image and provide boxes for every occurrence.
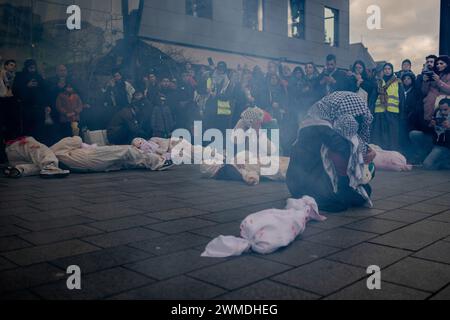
[272,259,365,296]
[87,216,160,232]
[374,209,432,223]
[217,280,320,300]
[339,208,386,218]
[343,218,407,234]
[0,225,31,237]
[14,216,96,232]
[0,236,32,252]
[429,211,450,223]
[405,190,448,198]
[300,226,328,238]
[109,275,225,300]
[327,242,411,268]
[431,285,450,300]
[370,220,450,251]
[0,263,65,294]
[78,206,146,221]
[30,200,93,212]
[145,207,210,221]
[420,197,450,207]
[82,227,164,248]
[19,225,102,245]
[2,240,99,266]
[0,206,41,216]
[0,256,16,272]
[125,249,226,280]
[413,241,450,264]
[14,208,88,222]
[310,215,359,230]
[401,202,449,214]
[0,290,40,300]
[50,246,153,274]
[0,215,29,225]
[190,221,242,238]
[382,257,450,292]
[84,194,139,204]
[129,232,211,256]
[261,240,340,267]
[325,279,430,300]
[372,200,408,211]
[146,217,217,234]
[384,195,431,205]
[306,228,377,249]
[128,199,190,212]
[188,256,291,290]
[33,267,152,300]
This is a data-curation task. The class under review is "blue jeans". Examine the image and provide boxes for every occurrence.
[423,146,450,170]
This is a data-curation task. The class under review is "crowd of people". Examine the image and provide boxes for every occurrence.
[1,52,450,171]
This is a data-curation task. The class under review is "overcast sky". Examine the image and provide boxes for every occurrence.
[349,0,440,73]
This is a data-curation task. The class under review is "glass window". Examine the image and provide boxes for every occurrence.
[324,6,339,47]
[288,0,305,39]
[243,0,264,31]
[186,0,213,19]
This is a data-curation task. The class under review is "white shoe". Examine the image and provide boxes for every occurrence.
[39,168,70,179]
[158,160,175,171]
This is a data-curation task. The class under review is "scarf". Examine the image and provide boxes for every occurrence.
[377,75,398,107]
[306,91,373,154]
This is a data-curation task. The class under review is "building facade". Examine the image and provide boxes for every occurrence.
[138,0,375,70]
[0,0,375,71]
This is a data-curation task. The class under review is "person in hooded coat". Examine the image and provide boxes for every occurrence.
[348,60,376,110]
[371,62,406,151]
[286,91,376,212]
[12,59,57,145]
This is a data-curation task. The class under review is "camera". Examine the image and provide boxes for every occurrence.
[422,66,435,80]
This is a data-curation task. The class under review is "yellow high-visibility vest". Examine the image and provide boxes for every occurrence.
[375,80,400,113]
[217,100,232,115]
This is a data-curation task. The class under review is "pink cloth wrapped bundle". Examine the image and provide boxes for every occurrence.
[201,197,326,257]
[371,145,412,172]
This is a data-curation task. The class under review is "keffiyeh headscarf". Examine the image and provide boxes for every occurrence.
[234,106,266,131]
[307,91,373,154]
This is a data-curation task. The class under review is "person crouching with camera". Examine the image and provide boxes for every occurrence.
[417,98,450,170]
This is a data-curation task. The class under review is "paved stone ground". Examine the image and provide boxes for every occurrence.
[0,165,450,300]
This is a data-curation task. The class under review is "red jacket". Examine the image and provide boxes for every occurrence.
[56,93,83,122]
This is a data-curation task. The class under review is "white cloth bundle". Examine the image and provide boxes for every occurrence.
[201,196,326,258]
[370,144,412,172]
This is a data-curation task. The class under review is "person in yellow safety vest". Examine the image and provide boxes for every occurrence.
[371,62,406,152]
[204,61,234,136]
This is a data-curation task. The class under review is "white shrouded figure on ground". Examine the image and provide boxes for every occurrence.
[4,137,70,178]
[4,136,173,178]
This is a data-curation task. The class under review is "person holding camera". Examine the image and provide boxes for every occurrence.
[318,54,352,97]
[102,70,136,111]
[411,98,450,170]
[416,55,437,90]
[422,55,450,123]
